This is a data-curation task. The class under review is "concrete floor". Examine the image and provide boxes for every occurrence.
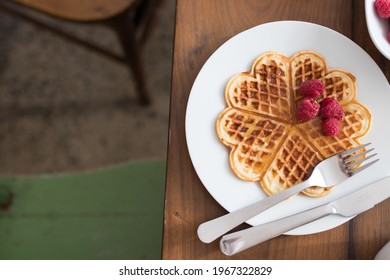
[0,0,175,175]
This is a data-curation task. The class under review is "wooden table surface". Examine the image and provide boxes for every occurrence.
[163,0,390,259]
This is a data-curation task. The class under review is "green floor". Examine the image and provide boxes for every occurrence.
[0,160,166,260]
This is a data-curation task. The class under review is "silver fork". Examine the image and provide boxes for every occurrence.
[197,143,378,243]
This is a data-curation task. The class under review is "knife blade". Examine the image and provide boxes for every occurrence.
[220,176,390,256]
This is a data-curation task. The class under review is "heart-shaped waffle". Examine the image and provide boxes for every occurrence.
[217,51,371,197]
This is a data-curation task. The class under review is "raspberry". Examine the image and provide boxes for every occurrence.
[322,118,341,136]
[374,0,390,18]
[320,98,344,120]
[298,79,325,98]
[296,97,320,123]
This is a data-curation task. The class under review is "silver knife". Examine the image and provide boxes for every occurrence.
[220,176,390,256]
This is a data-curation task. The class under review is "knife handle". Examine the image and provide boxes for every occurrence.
[220,203,333,256]
[198,180,311,243]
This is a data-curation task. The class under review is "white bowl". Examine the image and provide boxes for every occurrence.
[365,0,390,60]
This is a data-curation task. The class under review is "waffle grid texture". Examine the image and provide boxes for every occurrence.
[217,51,371,197]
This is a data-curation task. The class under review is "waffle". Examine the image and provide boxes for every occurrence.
[226,52,292,123]
[217,107,290,181]
[217,50,371,197]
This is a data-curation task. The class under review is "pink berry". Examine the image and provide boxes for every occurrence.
[322,118,341,136]
[320,98,344,121]
[296,97,320,123]
[298,79,325,98]
[375,0,390,18]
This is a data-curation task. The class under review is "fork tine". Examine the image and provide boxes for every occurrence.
[340,143,371,158]
[346,152,378,170]
[348,158,380,176]
[344,148,375,165]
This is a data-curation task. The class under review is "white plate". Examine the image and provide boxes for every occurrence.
[365,0,390,60]
[185,21,390,235]
[375,241,390,259]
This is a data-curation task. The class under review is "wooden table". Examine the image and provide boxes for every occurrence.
[163,0,390,259]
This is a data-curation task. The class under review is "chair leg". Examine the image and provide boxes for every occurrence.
[134,0,164,46]
[109,11,151,106]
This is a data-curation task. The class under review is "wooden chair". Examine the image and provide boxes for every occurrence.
[0,0,163,105]
[0,159,166,259]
